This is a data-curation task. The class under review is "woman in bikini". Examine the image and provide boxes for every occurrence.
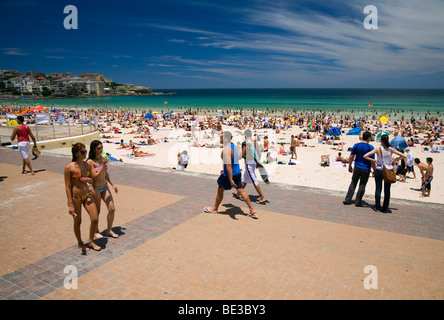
[64,143,101,252]
[87,140,119,239]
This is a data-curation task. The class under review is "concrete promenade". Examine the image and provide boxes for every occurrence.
[0,147,443,300]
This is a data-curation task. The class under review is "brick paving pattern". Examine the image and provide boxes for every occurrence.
[0,148,443,300]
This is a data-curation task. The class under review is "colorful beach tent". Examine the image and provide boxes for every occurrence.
[327,127,341,136]
[346,127,362,135]
[390,136,408,151]
[56,116,66,124]
[144,113,154,119]
[379,115,388,123]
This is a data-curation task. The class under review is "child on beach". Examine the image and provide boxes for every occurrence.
[405,148,416,179]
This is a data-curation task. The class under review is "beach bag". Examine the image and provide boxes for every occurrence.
[382,165,397,184]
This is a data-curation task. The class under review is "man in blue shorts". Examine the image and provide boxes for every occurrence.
[343,131,375,207]
[204,131,257,219]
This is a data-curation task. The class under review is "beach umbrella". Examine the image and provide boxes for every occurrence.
[375,131,390,141]
[144,113,154,119]
[29,106,43,113]
[108,156,119,162]
[390,136,408,151]
[308,122,317,127]
[379,116,388,123]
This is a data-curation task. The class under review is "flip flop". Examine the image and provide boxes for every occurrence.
[232,192,241,199]
[203,207,217,214]
[256,199,269,205]
[247,213,258,219]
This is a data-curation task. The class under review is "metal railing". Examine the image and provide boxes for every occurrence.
[0,117,98,146]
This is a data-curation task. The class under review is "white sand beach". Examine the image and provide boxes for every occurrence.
[2,108,442,204]
[93,111,443,205]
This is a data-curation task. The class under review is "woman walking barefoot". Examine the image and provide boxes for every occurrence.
[87,140,119,239]
[64,143,101,252]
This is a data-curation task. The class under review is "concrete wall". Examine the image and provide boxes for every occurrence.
[35,131,100,156]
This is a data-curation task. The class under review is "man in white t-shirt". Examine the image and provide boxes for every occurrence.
[233,129,268,205]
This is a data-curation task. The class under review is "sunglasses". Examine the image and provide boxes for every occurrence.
[78,150,87,155]
[96,146,103,150]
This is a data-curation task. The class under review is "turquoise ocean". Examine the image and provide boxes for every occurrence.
[3,89,444,115]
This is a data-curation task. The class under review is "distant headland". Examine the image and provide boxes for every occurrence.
[0,69,174,100]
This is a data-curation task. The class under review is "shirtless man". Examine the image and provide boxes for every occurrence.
[414,158,429,194]
[421,157,434,197]
[290,135,297,160]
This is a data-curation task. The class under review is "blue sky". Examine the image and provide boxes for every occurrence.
[1,0,444,89]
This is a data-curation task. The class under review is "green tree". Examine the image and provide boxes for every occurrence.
[42,89,52,97]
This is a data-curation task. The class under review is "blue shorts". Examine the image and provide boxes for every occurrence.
[217,173,243,190]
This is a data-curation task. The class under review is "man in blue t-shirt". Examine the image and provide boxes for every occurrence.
[344,131,375,207]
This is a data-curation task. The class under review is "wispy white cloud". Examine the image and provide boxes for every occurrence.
[145,0,444,85]
[168,39,187,43]
[2,48,29,56]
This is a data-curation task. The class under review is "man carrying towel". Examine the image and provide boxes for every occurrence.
[11,115,38,175]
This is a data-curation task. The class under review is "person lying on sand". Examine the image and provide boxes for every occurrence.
[133,150,155,157]
[321,154,330,167]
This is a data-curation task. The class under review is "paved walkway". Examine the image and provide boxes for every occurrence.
[0,147,443,300]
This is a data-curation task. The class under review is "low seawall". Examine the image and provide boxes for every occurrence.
[34,131,100,156]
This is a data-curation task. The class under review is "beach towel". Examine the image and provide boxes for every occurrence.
[246,141,270,183]
[122,153,154,159]
[331,162,345,168]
